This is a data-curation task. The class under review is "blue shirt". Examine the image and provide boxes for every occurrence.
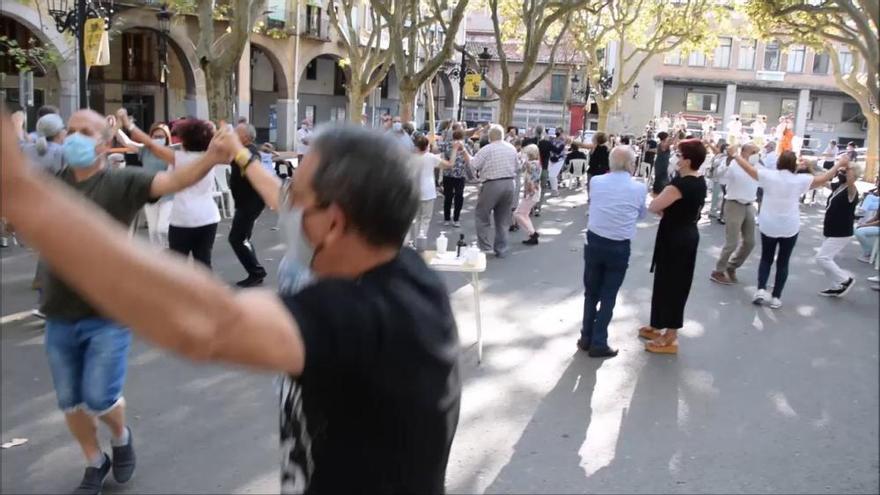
[587,171,647,241]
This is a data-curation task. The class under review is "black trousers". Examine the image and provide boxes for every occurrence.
[169,223,218,269]
[443,176,465,221]
[229,204,267,278]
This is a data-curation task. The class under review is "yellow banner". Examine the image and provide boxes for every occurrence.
[464,73,482,99]
[84,18,110,68]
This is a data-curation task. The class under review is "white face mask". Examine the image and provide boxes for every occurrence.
[152,137,167,146]
[748,154,761,167]
[277,186,317,294]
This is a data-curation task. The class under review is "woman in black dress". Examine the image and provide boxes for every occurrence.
[639,139,708,354]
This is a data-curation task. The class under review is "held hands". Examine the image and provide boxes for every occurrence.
[115,108,132,131]
[208,125,243,163]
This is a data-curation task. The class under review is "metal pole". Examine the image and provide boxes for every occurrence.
[161,36,170,122]
[457,49,466,122]
[77,0,88,108]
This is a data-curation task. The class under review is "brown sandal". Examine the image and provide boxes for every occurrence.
[638,326,662,340]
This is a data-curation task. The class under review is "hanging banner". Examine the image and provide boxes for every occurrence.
[463,73,482,99]
[84,18,110,68]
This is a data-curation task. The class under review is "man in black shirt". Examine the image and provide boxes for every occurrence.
[2,116,462,495]
[229,123,268,287]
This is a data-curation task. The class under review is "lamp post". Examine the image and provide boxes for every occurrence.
[156,4,173,123]
[446,46,492,123]
[48,0,115,109]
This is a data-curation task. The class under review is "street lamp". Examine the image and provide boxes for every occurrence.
[445,45,493,122]
[48,0,115,109]
[156,3,173,123]
[477,47,491,75]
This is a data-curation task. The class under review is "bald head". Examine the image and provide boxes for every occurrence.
[68,109,112,143]
[609,145,636,173]
[742,143,760,156]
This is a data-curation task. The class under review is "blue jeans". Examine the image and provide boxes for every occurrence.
[758,233,798,299]
[581,231,631,349]
[45,318,132,415]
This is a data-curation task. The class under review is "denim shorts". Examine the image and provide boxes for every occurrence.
[45,318,132,415]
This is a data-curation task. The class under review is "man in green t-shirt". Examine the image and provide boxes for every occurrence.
[37,109,226,495]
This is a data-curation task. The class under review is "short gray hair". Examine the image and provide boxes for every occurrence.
[239,123,257,141]
[609,145,636,172]
[488,124,504,142]
[309,125,418,247]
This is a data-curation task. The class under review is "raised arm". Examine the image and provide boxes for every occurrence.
[117,108,175,165]
[0,113,305,375]
[648,184,682,214]
[810,154,847,189]
[149,141,226,198]
[115,129,142,153]
[213,131,283,210]
[731,154,759,181]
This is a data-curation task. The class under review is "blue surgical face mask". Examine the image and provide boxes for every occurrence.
[277,184,316,295]
[392,122,403,132]
[62,133,99,168]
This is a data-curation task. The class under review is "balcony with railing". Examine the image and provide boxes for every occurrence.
[301,7,330,42]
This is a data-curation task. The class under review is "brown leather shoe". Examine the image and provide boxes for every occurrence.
[638,326,662,340]
[710,271,733,285]
[726,267,739,283]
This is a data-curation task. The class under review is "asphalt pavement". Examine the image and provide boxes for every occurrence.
[1,183,878,494]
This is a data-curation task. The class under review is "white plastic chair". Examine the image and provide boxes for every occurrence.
[568,159,587,188]
[213,165,235,219]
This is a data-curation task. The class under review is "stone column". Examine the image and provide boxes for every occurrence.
[795,88,810,137]
[275,98,297,152]
[237,42,252,123]
[723,83,737,125]
[652,79,664,118]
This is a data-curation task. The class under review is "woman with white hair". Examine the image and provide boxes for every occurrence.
[513,144,542,245]
[22,113,66,174]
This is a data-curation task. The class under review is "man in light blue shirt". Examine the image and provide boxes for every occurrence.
[579,146,647,358]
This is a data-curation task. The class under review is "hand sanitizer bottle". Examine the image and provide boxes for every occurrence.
[436,231,448,255]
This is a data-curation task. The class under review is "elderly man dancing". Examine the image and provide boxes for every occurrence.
[463,124,519,258]
[578,146,647,358]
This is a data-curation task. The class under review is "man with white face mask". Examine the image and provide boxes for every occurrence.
[296,118,312,157]
[23,109,226,495]
[1,116,463,494]
[709,143,759,285]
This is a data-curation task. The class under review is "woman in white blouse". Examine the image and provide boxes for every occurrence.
[730,149,847,308]
[119,112,221,268]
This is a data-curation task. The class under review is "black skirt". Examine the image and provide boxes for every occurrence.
[650,225,699,330]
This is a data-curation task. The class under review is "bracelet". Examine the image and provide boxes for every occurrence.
[234,148,252,170]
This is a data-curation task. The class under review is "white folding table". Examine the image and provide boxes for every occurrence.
[422,250,488,363]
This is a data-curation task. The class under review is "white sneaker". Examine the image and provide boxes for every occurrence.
[868,276,879,283]
[752,289,769,305]
[769,297,782,309]
[857,254,872,263]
